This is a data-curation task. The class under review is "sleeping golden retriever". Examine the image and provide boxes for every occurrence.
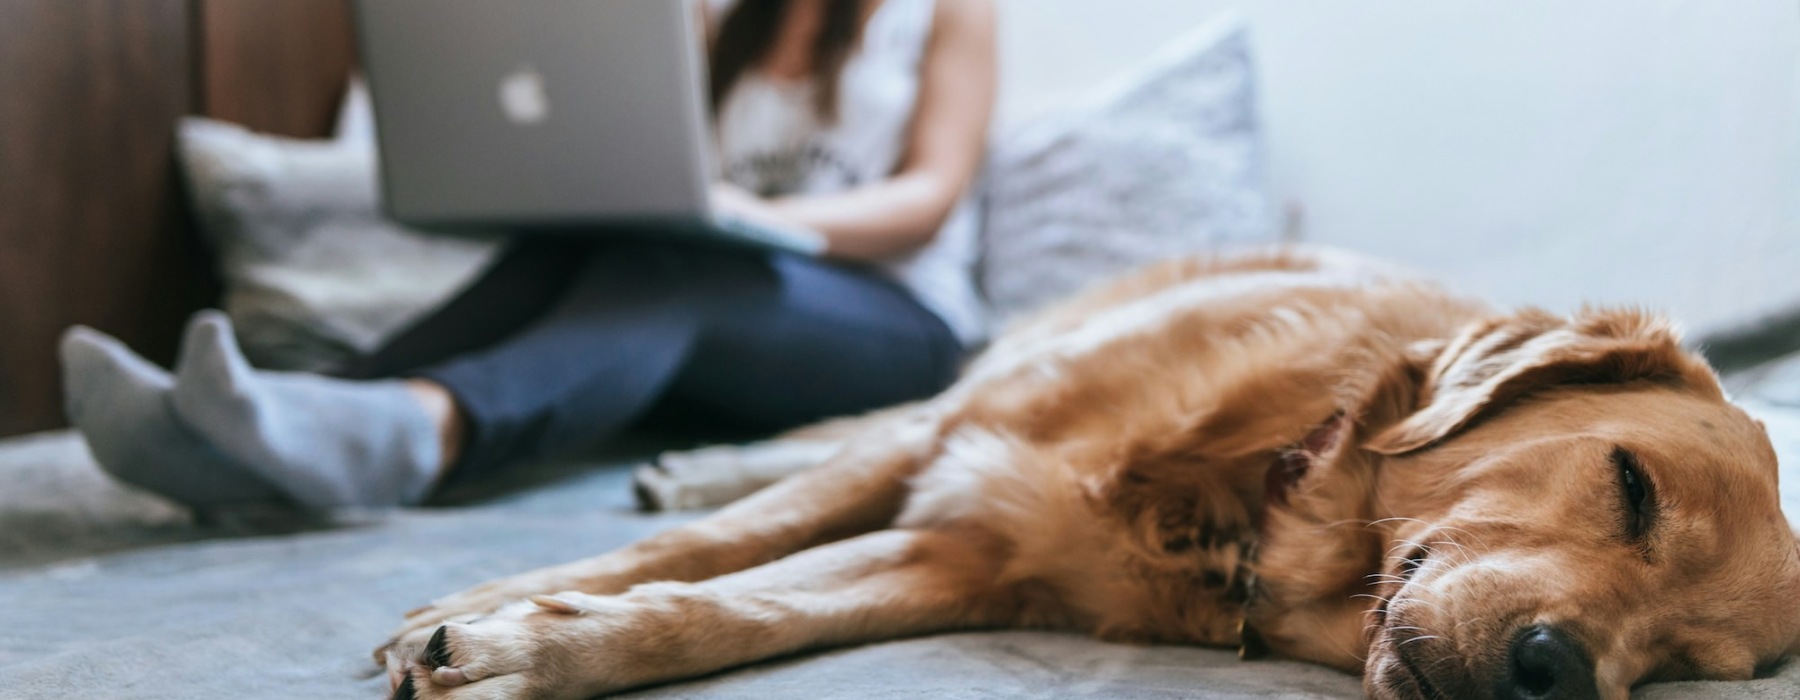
[377,247,1800,700]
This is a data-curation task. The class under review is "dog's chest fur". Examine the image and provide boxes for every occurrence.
[897,259,1479,664]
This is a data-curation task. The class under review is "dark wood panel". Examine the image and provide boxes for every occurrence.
[0,0,359,436]
[201,0,356,137]
[0,0,214,436]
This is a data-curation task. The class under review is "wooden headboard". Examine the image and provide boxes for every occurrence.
[0,0,357,437]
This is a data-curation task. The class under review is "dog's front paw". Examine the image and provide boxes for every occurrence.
[376,578,559,665]
[384,593,613,700]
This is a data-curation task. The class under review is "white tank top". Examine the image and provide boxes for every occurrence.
[712,0,985,343]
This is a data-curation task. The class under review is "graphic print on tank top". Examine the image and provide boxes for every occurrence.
[712,0,987,344]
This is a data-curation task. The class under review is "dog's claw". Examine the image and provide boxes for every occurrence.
[392,676,417,700]
[425,625,453,668]
[531,594,583,615]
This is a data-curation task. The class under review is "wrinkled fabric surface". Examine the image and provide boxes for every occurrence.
[4,379,1799,699]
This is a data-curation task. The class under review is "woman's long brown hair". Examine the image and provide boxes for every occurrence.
[708,0,865,123]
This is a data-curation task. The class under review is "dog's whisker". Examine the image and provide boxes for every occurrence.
[1386,537,1444,559]
[1426,539,1475,561]
[1427,524,1492,551]
[1450,617,1486,635]
[1384,539,1423,556]
[1397,634,1444,647]
[1423,650,1466,682]
[1387,597,1448,615]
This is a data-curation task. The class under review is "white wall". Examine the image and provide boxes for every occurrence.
[996,0,1800,335]
[993,0,1240,129]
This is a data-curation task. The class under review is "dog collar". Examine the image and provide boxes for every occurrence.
[1237,412,1349,660]
[1237,568,1268,659]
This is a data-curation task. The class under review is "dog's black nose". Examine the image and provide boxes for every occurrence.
[1500,625,1598,700]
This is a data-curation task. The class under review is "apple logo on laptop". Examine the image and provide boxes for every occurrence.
[498,65,550,125]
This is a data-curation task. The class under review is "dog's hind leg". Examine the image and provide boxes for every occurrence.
[634,402,922,512]
[633,438,847,511]
[389,526,1026,700]
[378,408,944,659]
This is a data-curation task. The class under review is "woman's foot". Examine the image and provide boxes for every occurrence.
[169,311,446,509]
[59,326,284,508]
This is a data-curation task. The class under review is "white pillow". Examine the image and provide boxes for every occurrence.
[979,12,1277,325]
[177,85,502,372]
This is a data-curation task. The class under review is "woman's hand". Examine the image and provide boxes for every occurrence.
[709,182,781,224]
[711,183,829,255]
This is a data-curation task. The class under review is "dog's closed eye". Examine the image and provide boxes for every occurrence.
[1397,546,1428,582]
[1613,447,1656,545]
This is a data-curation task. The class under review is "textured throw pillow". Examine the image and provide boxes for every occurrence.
[177,85,502,372]
[980,12,1277,325]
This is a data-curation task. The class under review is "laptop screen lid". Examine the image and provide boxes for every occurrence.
[354,0,713,229]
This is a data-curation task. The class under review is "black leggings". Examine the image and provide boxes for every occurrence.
[347,236,963,482]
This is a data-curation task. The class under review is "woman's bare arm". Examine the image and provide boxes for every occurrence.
[765,0,997,261]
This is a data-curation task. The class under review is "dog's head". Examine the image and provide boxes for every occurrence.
[1360,308,1800,700]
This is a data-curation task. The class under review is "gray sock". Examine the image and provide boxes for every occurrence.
[169,311,443,509]
[59,326,283,508]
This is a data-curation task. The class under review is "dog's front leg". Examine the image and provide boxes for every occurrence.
[379,413,941,658]
[386,527,1018,700]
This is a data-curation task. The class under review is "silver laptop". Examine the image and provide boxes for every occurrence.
[352,0,824,254]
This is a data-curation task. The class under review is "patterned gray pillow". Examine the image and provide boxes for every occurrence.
[177,108,501,372]
[979,13,1277,326]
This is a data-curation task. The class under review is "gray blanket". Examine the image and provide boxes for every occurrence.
[4,403,1799,699]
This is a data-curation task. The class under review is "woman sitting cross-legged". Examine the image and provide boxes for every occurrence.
[60,0,996,509]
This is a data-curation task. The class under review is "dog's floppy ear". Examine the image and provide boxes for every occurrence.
[1366,307,1720,455]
